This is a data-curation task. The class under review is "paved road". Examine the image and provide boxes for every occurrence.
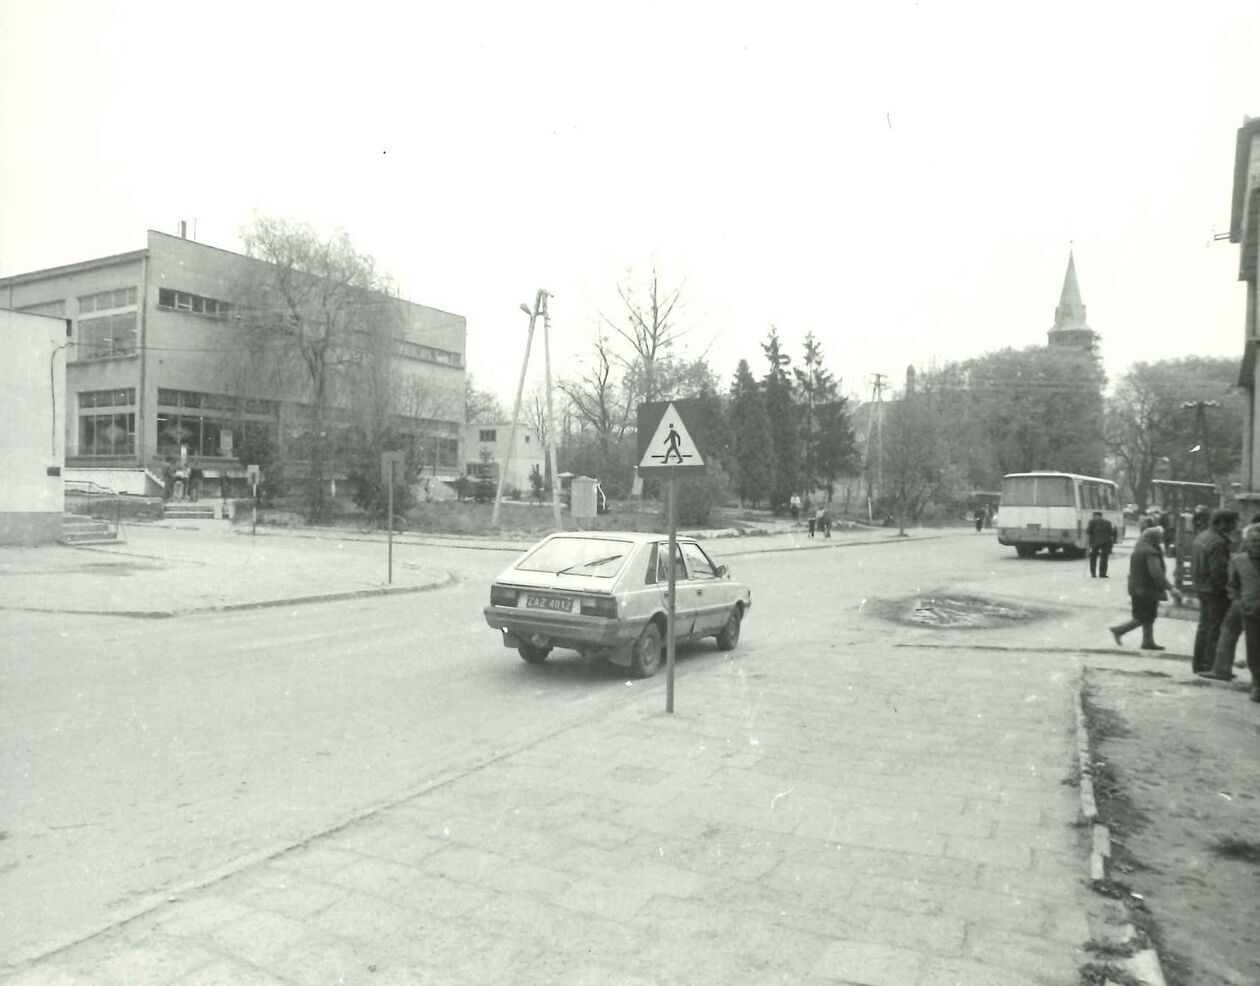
[0,530,1194,982]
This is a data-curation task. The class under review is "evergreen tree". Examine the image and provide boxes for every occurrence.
[728,359,773,507]
[761,327,801,511]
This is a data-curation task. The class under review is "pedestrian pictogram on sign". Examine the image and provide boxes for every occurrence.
[638,402,705,473]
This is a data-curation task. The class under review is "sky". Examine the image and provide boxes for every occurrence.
[2,0,1258,408]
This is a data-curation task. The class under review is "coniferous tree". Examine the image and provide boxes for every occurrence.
[761,327,801,511]
[729,359,773,507]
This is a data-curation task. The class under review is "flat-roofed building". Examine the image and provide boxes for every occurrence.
[0,230,466,495]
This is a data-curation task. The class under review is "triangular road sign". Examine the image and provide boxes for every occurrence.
[639,402,705,471]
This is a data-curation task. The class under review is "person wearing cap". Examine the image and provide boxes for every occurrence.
[1213,524,1260,702]
[1206,511,1260,680]
[1190,509,1239,674]
[1110,525,1181,650]
[1085,509,1117,578]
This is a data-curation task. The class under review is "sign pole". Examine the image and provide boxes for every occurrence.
[387,459,395,586]
[666,474,677,713]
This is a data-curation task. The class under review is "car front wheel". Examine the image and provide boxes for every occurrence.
[518,643,552,664]
[716,606,742,651]
[630,622,663,678]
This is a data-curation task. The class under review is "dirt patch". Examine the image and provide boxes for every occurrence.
[878,593,1051,629]
[1082,667,1260,986]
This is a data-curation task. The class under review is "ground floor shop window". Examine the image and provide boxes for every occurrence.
[157,412,273,459]
[78,412,135,455]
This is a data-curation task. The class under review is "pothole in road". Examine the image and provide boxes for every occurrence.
[881,593,1047,629]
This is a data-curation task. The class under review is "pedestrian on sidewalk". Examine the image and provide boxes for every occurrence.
[1191,508,1238,675]
[1205,524,1260,701]
[820,505,832,538]
[1110,525,1181,650]
[813,505,824,539]
[189,459,204,502]
[1207,512,1260,677]
[1086,509,1117,578]
[790,493,801,522]
[974,508,983,533]
[173,462,188,501]
[161,459,174,501]
[983,504,994,530]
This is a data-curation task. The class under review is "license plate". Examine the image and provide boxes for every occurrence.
[525,593,573,613]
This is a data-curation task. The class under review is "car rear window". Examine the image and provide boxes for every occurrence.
[516,537,634,578]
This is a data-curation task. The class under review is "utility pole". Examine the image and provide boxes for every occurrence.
[863,373,886,521]
[492,290,547,527]
[1180,399,1221,484]
[541,294,562,529]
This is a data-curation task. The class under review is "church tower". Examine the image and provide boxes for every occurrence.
[1047,251,1099,354]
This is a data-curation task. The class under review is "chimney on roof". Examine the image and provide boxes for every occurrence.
[178,220,187,239]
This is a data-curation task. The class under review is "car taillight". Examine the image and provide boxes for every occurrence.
[580,595,618,618]
[491,585,518,607]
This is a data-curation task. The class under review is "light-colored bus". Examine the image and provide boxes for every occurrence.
[996,472,1125,558]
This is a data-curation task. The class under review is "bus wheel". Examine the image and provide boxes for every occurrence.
[1015,545,1037,558]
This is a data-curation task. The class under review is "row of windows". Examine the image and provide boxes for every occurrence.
[79,287,137,313]
[157,288,231,318]
[80,388,136,408]
[157,388,277,416]
[399,340,462,367]
[77,312,137,360]
[157,413,268,459]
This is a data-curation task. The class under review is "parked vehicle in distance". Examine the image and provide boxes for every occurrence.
[483,531,751,677]
[996,471,1125,558]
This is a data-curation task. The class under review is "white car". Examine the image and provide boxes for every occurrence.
[483,531,752,677]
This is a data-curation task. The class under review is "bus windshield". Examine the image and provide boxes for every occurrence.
[1001,475,1075,507]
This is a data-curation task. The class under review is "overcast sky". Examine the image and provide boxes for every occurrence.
[2,1,1258,407]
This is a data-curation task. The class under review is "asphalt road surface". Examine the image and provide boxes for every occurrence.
[1,532,1120,966]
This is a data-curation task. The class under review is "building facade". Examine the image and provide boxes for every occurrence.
[0,309,69,543]
[0,231,466,494]
[1231,117,1260,492]
[463,422,545,492]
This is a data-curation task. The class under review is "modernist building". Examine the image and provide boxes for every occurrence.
[1231,116,1260,493]
[0,230,466,495]
[463,422,546,492]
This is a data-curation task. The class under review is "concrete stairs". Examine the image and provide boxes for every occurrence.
[60,514,125,546]
[161,502,221,521]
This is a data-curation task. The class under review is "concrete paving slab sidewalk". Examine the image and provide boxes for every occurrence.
[0,525,451,617]
[0,625,1092,985]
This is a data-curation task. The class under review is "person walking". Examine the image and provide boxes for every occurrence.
[1219,524,1260,702]
[813,505,824,539]
[1110,525,1181,650]
[983,504,994,530]
[820,505,832,539]
[974,509,983,533]
[1191,509,1239,675]
[1085,509,1117,578]
[188,458,204,502]
[1207,512,1260,677]
[790,493,801,522]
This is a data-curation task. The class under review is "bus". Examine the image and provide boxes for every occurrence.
[996,472,1125,558]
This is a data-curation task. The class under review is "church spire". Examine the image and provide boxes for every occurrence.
[1048,249,1097,353]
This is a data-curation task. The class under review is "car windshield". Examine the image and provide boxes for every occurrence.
[516,537,633,578]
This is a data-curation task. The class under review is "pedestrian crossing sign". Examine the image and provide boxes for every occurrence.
[637,400,707,475]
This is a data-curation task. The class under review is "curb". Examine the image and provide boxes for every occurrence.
[0,571,459,620]
[1074,674,1169,986]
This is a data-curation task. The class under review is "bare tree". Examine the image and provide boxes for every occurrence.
[239,214,394,523]
[559,328,635,454]
[606,268,685,404]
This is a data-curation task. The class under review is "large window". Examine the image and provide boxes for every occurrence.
[19,299,66,316]
[77,389,137,456]
[156,389,277,459]
[157,288,231,319]
[77,312,138,359]
[399,340,462,367]
[479,429,497,442]
[1000,475,1076,507]
[78,287,136,313]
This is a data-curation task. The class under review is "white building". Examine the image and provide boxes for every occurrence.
[463,422,545,492]
[0,308,70,543]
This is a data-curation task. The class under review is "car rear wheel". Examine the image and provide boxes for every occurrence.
[1015,545,1037,558]
[715,606,742,651]
[518,643,552,664]
[630,623,663,678]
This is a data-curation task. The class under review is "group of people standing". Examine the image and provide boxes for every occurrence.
[789,493,833,539]
[160,458,205,502]
[1104,505,1260,705]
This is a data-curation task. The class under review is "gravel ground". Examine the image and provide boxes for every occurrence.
[1084,666,1260,986]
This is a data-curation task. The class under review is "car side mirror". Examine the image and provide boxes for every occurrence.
[716,564,728,577]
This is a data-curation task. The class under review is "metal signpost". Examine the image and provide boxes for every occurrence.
[246,464,260,536]
[381,450,405,585]
[637,400,707,713]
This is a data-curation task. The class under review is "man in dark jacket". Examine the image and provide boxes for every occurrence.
[1219,524,1260,702]
[1191,509,1239,675]
[1110,526,1181,650]
[1085,510,1117,578]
